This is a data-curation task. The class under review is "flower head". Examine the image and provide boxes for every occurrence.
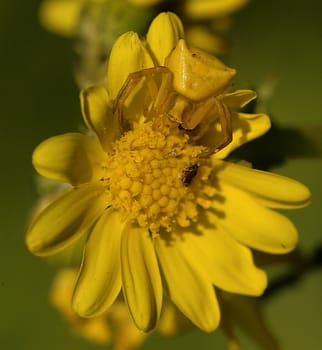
[26,13,310,333]
[50,268,147,349]
[38,0,162,37]
[39,0,247,39]
[39,0,250,86]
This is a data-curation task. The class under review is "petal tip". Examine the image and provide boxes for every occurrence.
[248,269,268,296]
[72,284,105,319]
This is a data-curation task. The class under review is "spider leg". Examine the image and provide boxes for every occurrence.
[114,70,147,133]
[181,96,217,130]
[197,97,232,158]
[114,67,174,132]
[146,67,175,118]
[213,98,233,152]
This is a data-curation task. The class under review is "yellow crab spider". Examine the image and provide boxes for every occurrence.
[114,40,236,155]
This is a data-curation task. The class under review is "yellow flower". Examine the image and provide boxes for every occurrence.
[183,0,249,53]
[50,268,148,348]
[50,272,281,350]
[26,13,310,333]
[184,0,249,18]
[39,0,248,55]
[39,0,250,86]
[50,268,212,349]
[38,0,162,37]
[50,268,112,344]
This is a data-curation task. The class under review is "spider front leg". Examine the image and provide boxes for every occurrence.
[113,70,145,133]
[114,67,175,133]
[211,97,233,153]
[190,96,232,158]
[179,94,232,152]
[146,67,174,117]
[181,96,218,130]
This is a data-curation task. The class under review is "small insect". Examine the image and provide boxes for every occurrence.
[180,164,199,186]
[113,40,235,155]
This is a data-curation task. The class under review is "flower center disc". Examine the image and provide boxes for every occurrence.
[106,120,215,233]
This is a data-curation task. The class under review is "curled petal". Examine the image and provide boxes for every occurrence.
[174,223,267,296]
[80,86,119,152]
[215,160,311,208]
[107,32,154,100]
[32,133,107,185]
[121,225,162,331]
[155,232,220,332]
[26,183,107,256]
[147,12,184,65]
[73,209,124,317]
[214,182,299,254]
[213,113,271,159]
[223,89,257,108]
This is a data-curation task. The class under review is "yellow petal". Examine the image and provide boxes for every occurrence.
[130,0,162,5]
[185,0,249,19]
[50,268,112,344]
[213,113,271,159]
[73,209,123,317]
[121,225,162,331]
[174,223,267,296]
[26,183,107,256]
[107,32,154,100]
[155,232,220,332]
[214,182,299,254]
[215,160,311,208]
[80,86,119,152]
[38,0,85,37]
[185,26,227,55]
[146,12,184,65]
[223,89,257,108]
[165,39,236,101]
[32,133,107,185]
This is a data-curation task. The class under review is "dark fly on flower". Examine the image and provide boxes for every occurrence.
[180,164,199,186]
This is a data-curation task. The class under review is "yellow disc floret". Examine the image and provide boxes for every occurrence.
[105,118,216,233]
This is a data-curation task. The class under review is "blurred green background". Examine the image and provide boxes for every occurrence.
[1,0,321,349]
